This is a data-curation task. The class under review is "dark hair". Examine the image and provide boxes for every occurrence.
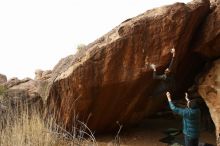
[189,99,199,109]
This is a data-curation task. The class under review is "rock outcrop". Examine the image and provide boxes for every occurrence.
[35,69,52,80]
[193,1,220,144]
[0,77,43,113]
[46,0,210,133]
[198,59,220,145]
[0,74,7,85]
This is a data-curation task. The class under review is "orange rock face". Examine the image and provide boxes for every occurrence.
[195,1,220,145]
[46,0,210,133]
[198,59,220,145]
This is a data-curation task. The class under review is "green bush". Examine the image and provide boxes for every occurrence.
[0,85,6,95]
[77,44,86,52]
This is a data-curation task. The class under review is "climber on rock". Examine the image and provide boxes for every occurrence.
[149,48,175,96]
[166,91,201,146]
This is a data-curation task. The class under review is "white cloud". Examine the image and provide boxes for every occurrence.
[0,0,191,79]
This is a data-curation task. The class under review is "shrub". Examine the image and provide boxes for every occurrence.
[77,44,86,52]
[0,85,6,96]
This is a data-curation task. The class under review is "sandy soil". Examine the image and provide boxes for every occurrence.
[96,116,216,146]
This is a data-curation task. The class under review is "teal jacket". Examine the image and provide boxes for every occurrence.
[168,101,201,138]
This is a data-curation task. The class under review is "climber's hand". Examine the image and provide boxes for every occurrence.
[150,64,156,71]
[185,92,190,102]
[166,92,172,101]
[171,48,175,57]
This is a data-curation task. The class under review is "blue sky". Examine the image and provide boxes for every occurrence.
[0,0,191,79]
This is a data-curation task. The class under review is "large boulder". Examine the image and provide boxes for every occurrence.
[193,0,220,57]
[46,0,210,132]
[198,59,220,145]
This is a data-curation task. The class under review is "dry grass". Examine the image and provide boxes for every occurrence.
[0,101,97,146]
[0,111,55,146]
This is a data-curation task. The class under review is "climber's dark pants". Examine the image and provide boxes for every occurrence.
[184,135,198,146]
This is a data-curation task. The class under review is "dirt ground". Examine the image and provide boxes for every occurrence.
[96,116,216,146]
